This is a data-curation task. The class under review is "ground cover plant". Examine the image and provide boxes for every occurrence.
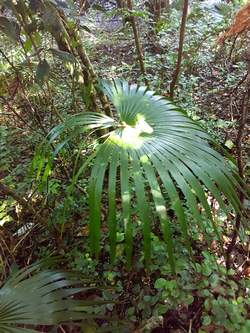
[0,0,249,332]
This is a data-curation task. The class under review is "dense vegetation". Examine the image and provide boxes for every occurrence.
[0,0,249,332]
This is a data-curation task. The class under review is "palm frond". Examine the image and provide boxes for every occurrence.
[48,80,245,272]
[0,261,108,331]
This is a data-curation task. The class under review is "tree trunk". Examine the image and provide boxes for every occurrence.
[226,42,250,269]
[127,0,147,84]
[169,0,189,99]
[146,0,170,23]
[53,5,112,116]
[116,0,126,8]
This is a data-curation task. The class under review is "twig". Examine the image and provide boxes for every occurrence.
[59,325,67,333]
[229,72,248,96]
[228,32,240,62]
[188,319,193,333]
[12,224,39,253]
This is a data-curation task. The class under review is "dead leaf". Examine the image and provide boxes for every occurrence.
[218,3,250,43]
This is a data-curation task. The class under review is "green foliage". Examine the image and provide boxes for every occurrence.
[48,80,244,272]
[0,126,18,226]
[0,16,20,42]
[131,244,249,333]
[195,252,250,333]
[0,126,12,176]
[0,198,14,226]
[35,59,50,86]
[0,0,249,331]
[0,260,111,332]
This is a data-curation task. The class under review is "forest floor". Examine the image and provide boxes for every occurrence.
[0,3,250,333]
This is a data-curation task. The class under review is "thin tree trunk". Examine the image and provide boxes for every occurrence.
[169,0,188,99]
[155,0,161,22]
[73,31,112,116]
[79,0,88,14]
[116,0,125,8]
[146,0,170,23]
[23,0,110,116]
[127,0,147,84]
[55,7,112,116]
[226,43,250,269]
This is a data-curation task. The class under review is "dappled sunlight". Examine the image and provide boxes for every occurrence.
[152,189,164,200]
[155,204,166,214]
[121,192,130,204]
[109,115,153,149]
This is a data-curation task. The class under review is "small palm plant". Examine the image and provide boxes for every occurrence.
[48,80,244,272]
[0,260,107,332]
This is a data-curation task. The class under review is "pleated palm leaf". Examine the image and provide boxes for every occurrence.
[0,261,108,332]
[49,80,243,272]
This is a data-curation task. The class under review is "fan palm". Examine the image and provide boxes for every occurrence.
[0,261,108,332]
[48,80,244,272]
